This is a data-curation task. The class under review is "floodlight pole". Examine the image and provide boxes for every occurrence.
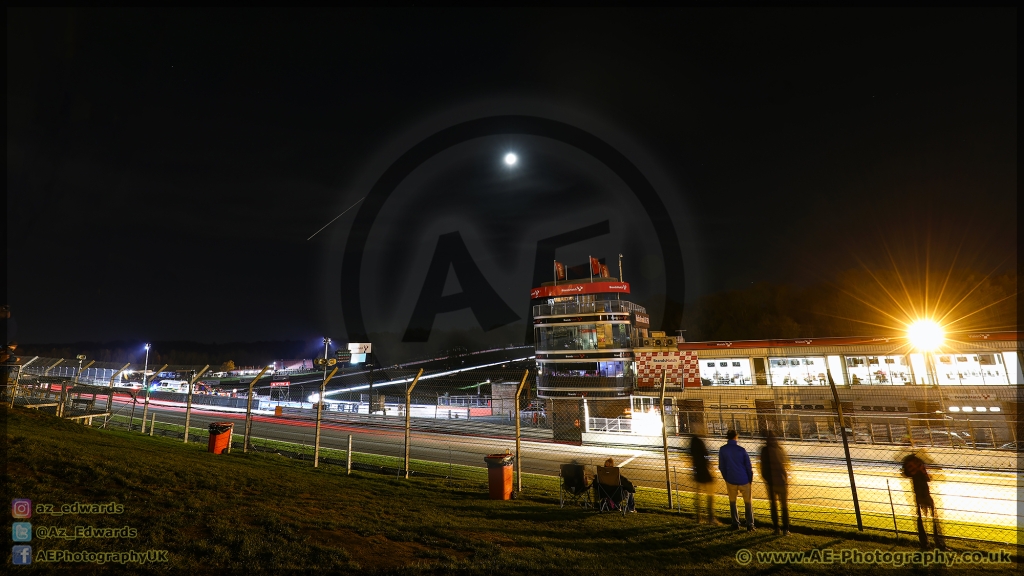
[828,369,863,531]
[139,345,152,430]
[660,367,673,509]
[314,366,339,468]
[514,369,529,494]
[74,357,94,383]
[404,368,424,479]
[242,365,271,453]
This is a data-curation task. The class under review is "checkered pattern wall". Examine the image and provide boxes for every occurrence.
[635,350,701,388]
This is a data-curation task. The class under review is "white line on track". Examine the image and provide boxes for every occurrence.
[618,453,642,467]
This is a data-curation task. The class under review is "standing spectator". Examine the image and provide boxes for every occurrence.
[902,453,946,550]
[759,431,790,535]
[690,434,719,524]
[718,430,755,531]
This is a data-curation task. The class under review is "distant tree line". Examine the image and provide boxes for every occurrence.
[684,269,1017,342]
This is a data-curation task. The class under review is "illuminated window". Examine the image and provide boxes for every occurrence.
[768,356,827,386]
[948,406,960,412]
[935,351,1010,385]
[698,357,753,386]
[845,355,911,385]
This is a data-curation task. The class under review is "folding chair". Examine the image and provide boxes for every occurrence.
[594,466,629,516]
[559,464,593,508]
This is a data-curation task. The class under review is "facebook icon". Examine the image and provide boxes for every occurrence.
[12,545,32,565]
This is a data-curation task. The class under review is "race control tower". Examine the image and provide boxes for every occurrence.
[530,257,650,442]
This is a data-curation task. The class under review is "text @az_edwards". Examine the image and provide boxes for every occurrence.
[34,502,124,516]
[34,525,138,540]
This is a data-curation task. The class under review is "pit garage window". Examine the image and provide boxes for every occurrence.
[935,352,1010,385]
[768,356,828,386]
[698,358,753,386]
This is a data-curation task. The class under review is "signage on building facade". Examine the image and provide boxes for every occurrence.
[529,281,631,299]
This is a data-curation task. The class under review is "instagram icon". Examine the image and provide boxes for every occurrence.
[12,499,32,519]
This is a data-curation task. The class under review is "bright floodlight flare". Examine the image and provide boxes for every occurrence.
[908,320,944,351]
[504,152,517,166]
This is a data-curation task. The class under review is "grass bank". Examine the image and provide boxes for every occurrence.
[5,406,1019,574]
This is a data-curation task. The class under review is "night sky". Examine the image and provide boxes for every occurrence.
[6,9,1017,357]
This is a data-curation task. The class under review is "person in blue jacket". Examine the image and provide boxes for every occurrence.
[718,430,755,531]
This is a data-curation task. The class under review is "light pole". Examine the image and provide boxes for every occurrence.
[313,337,332,468]
[136,344,151,432]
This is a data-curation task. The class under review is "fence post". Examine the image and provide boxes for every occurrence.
[183,366,209,444]
[243,366,271,453]
[404,369,424,479]
[673,466,679,512]
[886,479,899,538]
[313,366,339,468]
[827,369,863,531]
[104,363,130,429]
[660,367,673,509]
[139,364,169,434]
[346,434,352,475]
[9,357,39,408]
[129,392,138,432]
[150,413,156,436]
[514,369,529,494]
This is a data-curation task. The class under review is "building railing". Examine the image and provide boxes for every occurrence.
[437,395,492,408]
[532,300,645,317]
[588,416,632,434]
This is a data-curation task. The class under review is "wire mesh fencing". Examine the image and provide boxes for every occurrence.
[7,356,1020,546]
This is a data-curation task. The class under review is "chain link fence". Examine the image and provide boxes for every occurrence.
[5,356,1020,546]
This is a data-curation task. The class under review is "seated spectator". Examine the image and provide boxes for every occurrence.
[602,457,636,512]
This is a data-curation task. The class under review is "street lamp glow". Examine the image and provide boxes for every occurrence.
[504,153,517,166]
[908,320,944,351]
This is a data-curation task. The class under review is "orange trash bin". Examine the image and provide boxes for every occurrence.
[484,453,515,500]
[208,422,234,454]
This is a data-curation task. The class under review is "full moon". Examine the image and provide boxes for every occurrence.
[504,152,517,165]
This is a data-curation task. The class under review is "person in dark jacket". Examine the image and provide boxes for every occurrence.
[902,454,946,550]
[759,432,790,535]
[719,430,755,531]
[690,434,719,524]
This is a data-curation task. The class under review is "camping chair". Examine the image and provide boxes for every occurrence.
[559,464,593,508]
[594,466,629,516]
